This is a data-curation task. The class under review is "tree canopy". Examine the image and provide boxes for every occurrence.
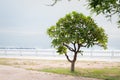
[47,11,108,72]
[49,0,120,27]
[87,0,120,27]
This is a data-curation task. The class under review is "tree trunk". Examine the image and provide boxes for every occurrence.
[65,51,78,72]
[70,52,77,72]
[71,61,75,72]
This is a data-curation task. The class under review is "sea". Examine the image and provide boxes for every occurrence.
[0,48,120,61]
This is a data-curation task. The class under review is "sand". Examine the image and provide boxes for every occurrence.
[0,65,101,80]
[0,58,120,80]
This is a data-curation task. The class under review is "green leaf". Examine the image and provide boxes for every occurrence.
[57,46,67,54]
[47,11,108,54]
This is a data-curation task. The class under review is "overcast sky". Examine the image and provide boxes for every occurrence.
[0,0,120,50]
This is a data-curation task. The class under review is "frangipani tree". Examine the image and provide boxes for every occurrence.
[47,11,108,72]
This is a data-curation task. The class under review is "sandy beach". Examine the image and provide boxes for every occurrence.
[0,58,120,80]
[0,65,102,80]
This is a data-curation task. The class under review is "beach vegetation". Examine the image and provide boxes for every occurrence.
[41,67,120,80]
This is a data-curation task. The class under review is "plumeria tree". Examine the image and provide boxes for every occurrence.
[47,11,108,72]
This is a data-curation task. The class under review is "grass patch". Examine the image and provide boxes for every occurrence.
[40,67,120,80]
[0,58,15,65]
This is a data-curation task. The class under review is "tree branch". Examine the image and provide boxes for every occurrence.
[72,42,76,51]
[47,0,60,6]
[81,44,87,47]
[77,43,81,52]
[63,43,75,52]
[65,53,72,62]
[73,52,78,62]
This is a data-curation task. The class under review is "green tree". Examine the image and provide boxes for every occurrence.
[87,0,120,27]
[47,11,108,72]
[49,0,120,27]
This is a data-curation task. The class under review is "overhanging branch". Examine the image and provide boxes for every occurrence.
[47,0,61,6]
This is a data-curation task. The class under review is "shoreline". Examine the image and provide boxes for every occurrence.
[0,56,120,62]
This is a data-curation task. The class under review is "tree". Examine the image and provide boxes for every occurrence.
[87,0,120,27]
[47,11,108,72]
[49,0,120,27]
